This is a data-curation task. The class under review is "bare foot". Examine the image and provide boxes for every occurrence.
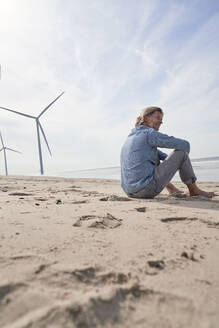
[189,189,215,198]
[187,182,216,198]
[169,189,184,195]
[171,192,188,198]
[166,183,184,196]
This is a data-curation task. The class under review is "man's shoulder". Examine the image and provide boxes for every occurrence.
[129,126,153,136]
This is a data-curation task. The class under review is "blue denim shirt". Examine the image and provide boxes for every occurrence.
[120,125,190,194]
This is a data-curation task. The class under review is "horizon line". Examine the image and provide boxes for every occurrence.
[56,155,219,174]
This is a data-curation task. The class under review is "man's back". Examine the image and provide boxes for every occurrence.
[120,125,157,194]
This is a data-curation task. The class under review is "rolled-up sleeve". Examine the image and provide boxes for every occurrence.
[148,130,190,153]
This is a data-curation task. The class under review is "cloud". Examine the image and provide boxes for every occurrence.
[154,11,219,158]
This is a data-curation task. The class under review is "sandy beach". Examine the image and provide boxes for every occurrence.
[0,176,219,328]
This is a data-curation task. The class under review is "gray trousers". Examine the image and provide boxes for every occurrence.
[129,150,197,199]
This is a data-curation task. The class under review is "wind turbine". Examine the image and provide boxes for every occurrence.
[0,92,64,175]
[0,131,21,176]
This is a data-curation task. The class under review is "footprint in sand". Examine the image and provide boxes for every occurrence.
[82,191,101,197]
[71,200,88,204]
[181,252,199,262]
[34,197,48,202]
[73,213,122,229]
[147,260,165,270]
[25,283,194,328]
[9,192,33,196]
[161,217,219,229]
[35,264,48,275]
[144,260,166,275]
[135,207,147,213]
[61,266,131,285]
[0,282,26,305]
[99,195,132,201]
[200,219,219,229]
[161,217,198,223]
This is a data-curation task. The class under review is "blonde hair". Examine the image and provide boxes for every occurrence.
[135,106,163,127]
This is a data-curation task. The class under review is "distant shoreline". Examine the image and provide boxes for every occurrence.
[191,156,219,162]
[54,156,219,175]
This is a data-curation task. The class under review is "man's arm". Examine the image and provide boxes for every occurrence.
[148,129,190,153]
[158,149,168,160]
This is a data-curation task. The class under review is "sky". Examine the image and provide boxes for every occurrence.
[0,0,219,175]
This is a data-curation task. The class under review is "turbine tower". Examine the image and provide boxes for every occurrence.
[0,92,64,175]
[0,131,21,176]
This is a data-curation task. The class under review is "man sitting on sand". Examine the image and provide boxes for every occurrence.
[120,106,215,199]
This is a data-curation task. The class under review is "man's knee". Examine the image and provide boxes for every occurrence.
[173,150,188,161]
[167,149,188,161]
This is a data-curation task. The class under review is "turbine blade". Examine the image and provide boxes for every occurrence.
[5,147,22,154]
[38,122,52,156]
[0,131,4,147]
[38,91,65,118]
[0,106,35,119]
[0,147,3,152]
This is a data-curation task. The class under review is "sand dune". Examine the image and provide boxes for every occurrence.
[0,176,219,327]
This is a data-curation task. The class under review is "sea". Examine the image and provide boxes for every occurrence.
[53,156,219,182]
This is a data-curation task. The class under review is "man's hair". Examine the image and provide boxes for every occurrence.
[135,106,163,127]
